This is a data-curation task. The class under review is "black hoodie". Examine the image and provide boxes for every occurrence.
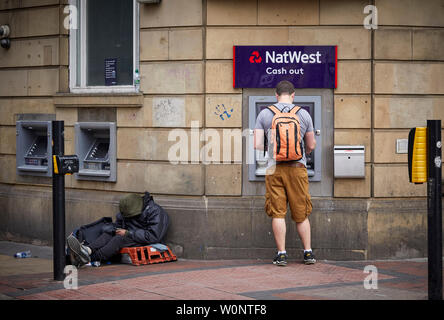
[113,191,170,245]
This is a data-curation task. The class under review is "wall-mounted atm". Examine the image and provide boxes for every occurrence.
[248,96,322,182]
[16,120,52,177]
[75,122,116,182]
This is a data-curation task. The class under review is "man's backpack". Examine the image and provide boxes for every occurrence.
[267,105,303,161]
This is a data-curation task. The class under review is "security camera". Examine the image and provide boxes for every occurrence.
[0,25,10,38]
[1,38,10,49]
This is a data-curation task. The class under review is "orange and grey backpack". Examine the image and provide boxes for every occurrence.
[267,105,303,161]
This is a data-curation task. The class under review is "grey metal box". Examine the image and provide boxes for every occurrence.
[75,122,116,182]
[334,145,365,178]
[16,120,52,177]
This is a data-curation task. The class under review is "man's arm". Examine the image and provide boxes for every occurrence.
[127,206,169,245]
[127,226,160,244]
[254,128,265,150]
[116,228,127,236]
[304,131,316,155]
[254,111,265,150]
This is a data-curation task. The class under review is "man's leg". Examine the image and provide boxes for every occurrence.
[90,235,137,262]
[67,232,115,267]
[88,232,114,252]
[265,166,289,266]
[296,217,311,251]
[285,166,316,264]
[272,218,286,252]
[296,217,316,265]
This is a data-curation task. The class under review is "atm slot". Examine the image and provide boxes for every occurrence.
[83,161,110,171]
[17,165,48,172]
[78,169,111,177]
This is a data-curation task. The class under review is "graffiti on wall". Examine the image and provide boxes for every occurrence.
[153,97,186,127]
[214,104,234,121]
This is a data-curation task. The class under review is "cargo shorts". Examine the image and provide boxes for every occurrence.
[264,164,313,223]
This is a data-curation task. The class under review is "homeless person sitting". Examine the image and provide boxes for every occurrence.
[67,192,169,267]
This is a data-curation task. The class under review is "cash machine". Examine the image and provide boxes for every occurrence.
[248,95,322,182]
[74,122,116,182]
[16,120,52,177]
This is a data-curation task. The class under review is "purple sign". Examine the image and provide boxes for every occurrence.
[233,46,337,89]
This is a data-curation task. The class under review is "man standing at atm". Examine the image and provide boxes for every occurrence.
[254,80,316,266]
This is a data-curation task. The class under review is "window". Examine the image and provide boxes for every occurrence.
[69,0,139,93]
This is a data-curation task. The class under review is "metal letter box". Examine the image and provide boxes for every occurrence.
[334,145,365,178]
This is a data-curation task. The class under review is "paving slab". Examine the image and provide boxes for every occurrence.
[0,241,442,301]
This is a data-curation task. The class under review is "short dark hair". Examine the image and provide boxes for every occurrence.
[275,80,295,96]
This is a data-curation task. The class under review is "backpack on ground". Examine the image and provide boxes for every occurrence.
[267,105,303,161]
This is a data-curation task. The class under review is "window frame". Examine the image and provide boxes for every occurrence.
[69,0,140,94]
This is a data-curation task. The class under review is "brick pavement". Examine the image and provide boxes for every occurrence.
[1,252,441,300]
[0,241,442,301]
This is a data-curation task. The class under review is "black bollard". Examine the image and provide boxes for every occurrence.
[52,121,65,281]
[427,120,442,300]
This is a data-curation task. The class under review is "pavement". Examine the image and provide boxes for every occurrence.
[0,241,442,301]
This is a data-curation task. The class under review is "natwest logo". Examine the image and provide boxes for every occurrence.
[249,51,262,63]
[265,50,322,64]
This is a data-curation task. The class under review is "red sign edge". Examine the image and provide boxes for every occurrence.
[335,45,338,89]
[233,46,236,88]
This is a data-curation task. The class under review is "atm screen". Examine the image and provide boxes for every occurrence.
[85,139,110,161]
[24,135,48,167]
[90,142,109,159]
[26,135,47,158]
[83,138,110,171]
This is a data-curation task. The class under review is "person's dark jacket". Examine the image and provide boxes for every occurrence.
[102,192,169,245]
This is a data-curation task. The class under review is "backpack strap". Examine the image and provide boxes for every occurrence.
[267,105,281,115]
[289,106,301,115]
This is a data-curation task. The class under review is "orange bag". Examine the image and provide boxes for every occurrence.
[268,105,303,161]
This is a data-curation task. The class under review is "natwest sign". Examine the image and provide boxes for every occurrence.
[265,50,322,64]
[233,46,337,89]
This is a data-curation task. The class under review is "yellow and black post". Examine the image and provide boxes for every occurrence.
[408,127,427,184]
[52,120,79,281]
[408,120,442,300]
